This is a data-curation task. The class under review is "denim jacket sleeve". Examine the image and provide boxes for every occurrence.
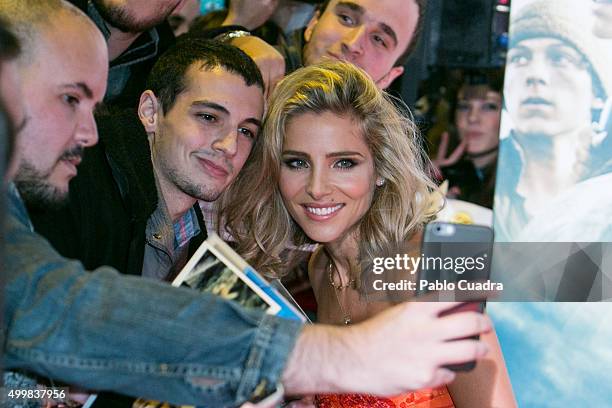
[2,185,303,407]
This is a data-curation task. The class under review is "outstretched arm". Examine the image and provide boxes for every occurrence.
[283,301,492,396]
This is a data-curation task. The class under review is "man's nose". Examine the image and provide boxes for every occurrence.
[212,129,238,157]
[341,25,367,60]
[75,111,98,147]
[525,54,550,87]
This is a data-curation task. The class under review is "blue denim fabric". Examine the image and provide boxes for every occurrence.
[2,185,302,407]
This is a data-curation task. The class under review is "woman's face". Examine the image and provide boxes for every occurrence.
[455,89,502,155]
[279,111,377,245]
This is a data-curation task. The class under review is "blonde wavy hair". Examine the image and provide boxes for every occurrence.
[218,61,437,278]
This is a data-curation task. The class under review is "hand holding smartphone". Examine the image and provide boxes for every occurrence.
[417,222,494,371]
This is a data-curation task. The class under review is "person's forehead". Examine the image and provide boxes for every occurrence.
[459,88,502,101]
[484,91,502,100]
[325,0,418,46]
[0,60,25,127]
[286,111,367,147]
[30,17,108,97]
[514,37,579,54]
[179,65,264,113]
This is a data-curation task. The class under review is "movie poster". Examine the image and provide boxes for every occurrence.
[490,0,612,406]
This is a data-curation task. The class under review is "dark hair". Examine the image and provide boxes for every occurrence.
[395,0,426,66]
[317,0,427,67]
[188,10,229,33]
[146,37,264,113]
[449,68,505,123]
[0,18,20,62]
[458,69,504,95]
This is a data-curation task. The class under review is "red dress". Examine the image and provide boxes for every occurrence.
[316,387,455,408]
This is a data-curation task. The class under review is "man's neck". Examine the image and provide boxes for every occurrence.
[514,126,591,215]
[152,164,197,223]
[107,26,140,61]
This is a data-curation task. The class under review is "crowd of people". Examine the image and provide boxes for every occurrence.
[8,0,611,406]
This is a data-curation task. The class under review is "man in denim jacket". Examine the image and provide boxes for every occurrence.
[1,1,493,406]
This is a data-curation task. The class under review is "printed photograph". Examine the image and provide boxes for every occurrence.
[179,248,269,312]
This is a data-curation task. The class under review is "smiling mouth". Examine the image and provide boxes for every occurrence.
[325,52,342,61]
[198,158,229,178]
[303,204,344,216]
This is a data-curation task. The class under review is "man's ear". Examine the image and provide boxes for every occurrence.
[376,66,404,90]
[304,9,320,43]
[138,90,160,133]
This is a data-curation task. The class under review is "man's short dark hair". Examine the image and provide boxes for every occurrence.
[0,19,20,62]
[317,0,427,67]
[395,0,426,66]
[146,37,265,113]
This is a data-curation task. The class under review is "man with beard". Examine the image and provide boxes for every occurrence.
[2,1,493,406]
[68,0,185,108]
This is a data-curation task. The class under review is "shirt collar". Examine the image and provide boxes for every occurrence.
[147,170,201,253]
[86,0,159,68]
[173,207,201,250]
[87,1,111,40]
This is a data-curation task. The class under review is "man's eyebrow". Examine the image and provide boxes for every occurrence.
[550,43,581,53]
[337,2,397,47]
[244,117,262,128]
[509,44,530,52]
[379,22,398,47]
[63,82,93,99]
[191,100,230,115]
[336,1,365,15]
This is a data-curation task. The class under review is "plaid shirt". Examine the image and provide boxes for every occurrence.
[173,207,200,250]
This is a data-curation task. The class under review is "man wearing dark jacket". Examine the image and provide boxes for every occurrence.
[30,37,264,282]
[27,36,265,407]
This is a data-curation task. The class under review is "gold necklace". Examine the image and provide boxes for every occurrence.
[327,260,355,325]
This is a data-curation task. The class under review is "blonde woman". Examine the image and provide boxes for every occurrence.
[220,62,515,407]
